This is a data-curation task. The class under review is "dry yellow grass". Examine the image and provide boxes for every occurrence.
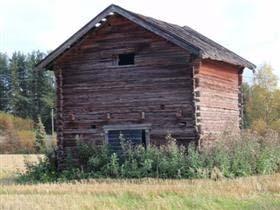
[0,154,42,184]
[0,155,279,210]
[0,154,41,172]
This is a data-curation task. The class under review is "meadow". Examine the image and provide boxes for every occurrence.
[0,155,279,210]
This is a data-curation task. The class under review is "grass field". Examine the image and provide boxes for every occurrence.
[0,155,279,210]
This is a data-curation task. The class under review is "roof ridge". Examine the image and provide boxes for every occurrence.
[133,12,254,68]
[132,12,255,69]
[36,4,255,70]
[181,25,251,65]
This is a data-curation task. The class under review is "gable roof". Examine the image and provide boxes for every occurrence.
[36,4,255,70]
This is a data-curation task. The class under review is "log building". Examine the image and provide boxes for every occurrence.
[37,4,255,165]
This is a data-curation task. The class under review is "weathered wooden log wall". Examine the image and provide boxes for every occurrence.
[53,14,198,154]
[195,59,243,145]
[54,69,64,168]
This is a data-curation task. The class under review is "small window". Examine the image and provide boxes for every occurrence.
[107,129,146,152]
[118,53,135,66]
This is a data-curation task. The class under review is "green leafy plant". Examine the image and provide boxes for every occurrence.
[35,117,47,153]
[19,131,280,183]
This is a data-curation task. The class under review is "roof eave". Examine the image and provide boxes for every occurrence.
[36,4,201,70]
[201,52,256,70]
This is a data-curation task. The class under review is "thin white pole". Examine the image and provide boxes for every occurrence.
[51,108,54,135]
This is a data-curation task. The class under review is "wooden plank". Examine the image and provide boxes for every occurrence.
[197,60,241,138]
[54,15,197,154]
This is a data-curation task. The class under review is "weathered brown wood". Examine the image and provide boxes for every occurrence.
[36,5,255,71]
[191,58,201,148]
[196,59,242,146]
[45,8,252,167]
[54,68,65,169]
[54,15,197,152]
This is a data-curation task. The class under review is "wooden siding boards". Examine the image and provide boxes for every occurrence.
[54,68,65,168]
[196,60,242,145]
[34,5,257,168]
[54,15,197,153]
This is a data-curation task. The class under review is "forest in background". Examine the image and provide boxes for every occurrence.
[243,64,280,134]
[0,51,55,133]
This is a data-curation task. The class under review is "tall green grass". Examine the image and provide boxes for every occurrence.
[19,130,280,182]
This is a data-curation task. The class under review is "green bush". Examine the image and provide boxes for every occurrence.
[18,150,57,183]
[19,131,280,183]
[35,117,47,153]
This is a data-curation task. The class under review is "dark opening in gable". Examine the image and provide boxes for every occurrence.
[118,53,135,65]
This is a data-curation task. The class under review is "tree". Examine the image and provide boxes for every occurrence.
[253,63,278,91]
[9,52,29,117]
[242,82,251,128]
[0,53,10,111]
[244,64,280,134]
[27,51,55,132]
[0,51,55,133]
[35,117,47,152]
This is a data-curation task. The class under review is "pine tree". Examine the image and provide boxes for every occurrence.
[35,117,47,152]
[0,50,55,134]
[9,52,29,117]
[0,53,10,111]
[28,51,55,133]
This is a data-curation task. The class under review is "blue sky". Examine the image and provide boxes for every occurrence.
[1,0,279,81]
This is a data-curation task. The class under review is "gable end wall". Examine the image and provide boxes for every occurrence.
[195,59,243,146]
[53,15,198,165]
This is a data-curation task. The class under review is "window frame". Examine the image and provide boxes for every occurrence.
[103,124,151,147]
[112,53,135,66]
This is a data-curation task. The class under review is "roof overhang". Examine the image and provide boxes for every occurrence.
[36,4,255,71]
[36,4,201,70]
